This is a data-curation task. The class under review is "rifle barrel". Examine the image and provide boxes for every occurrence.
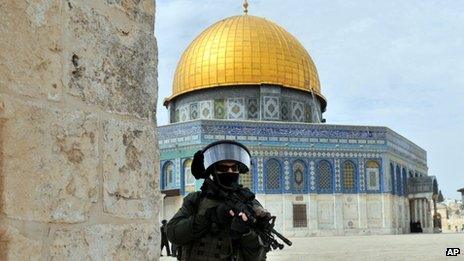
[270,228,292,246]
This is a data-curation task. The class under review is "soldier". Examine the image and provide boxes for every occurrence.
[167,140,269,261]
[160,219,171,256]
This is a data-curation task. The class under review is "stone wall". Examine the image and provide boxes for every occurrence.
[437,202,464,233]
[0,0,160,259]
[255,194,411,237]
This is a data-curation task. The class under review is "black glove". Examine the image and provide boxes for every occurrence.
[230,215,251,236]
[205,203,233,226]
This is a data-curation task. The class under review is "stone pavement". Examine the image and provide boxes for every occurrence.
[160,233,464,261]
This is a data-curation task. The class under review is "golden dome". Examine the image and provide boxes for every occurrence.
[166,15,325,107]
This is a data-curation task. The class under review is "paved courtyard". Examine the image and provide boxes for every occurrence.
[160,233,464,261]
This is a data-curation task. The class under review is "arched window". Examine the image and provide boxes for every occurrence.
[183,159,194,193]
[342,161,356,192]
[292,160,306,192]
[366,160,380,190]
[265,159,281,191]
[317,160,333,193]
[409,170,413,178]
[396,165,401,195]
[239,164,253,190]
[402,168,407,196]
[163,161,174,189]
[389,163,394,192]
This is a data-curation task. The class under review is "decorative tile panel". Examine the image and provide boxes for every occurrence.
[284,159,290,191]
[291,101,304,122]
[281,101,289,121]
[189,103,198,120]
[174,108,180,122]
[158,120,427,172]
[214,99,225,119]
[262,96,279,120]
[180,105,189,122]
[227,98,245,120]
[309,161,316,191]
[359,159,365,192]
[187,121,388,140]
[305,104,312,122]
[292,160,305,192]
[247,98,259,119]
[335,158,341,192]
[199,100,213,119]
[175,158,181,187]
[257,157,264,191]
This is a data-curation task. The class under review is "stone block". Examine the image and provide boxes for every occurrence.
[0,0,63,101]
[64,1,157,119]
[0,95,99,223]
[104,0,155,24]
[50,223,159,260]
[0,225,42,261]
[102,118,159,218]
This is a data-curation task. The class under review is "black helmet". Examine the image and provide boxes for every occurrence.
[191,140,251,180]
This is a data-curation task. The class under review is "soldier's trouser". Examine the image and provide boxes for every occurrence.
[161,240,171,256]
[172,243,178,256]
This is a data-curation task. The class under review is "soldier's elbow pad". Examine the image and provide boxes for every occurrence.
[167,220,193,245]
[167,215,209,245]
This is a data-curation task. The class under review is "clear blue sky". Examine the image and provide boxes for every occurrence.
[155,0,464,200]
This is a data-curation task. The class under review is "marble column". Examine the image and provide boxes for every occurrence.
[424,199,428,228]
[420,199,425,228]
[416,199,420,224]
[418,199,423,224]
[426,199,429,227]
[411,200,415,222]
[430,198,435,229]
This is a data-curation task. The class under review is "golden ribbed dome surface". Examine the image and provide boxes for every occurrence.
[168,15,323,101]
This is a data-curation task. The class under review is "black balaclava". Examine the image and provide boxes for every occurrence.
[213,171,240,188]
[212,162,240,189]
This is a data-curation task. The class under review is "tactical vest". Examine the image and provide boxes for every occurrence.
[180,226,235,261]
[180,196,242,261]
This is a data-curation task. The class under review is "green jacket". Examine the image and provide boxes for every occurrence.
[167,191,266,261]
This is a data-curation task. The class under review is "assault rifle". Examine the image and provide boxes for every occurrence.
[201,178,292,251]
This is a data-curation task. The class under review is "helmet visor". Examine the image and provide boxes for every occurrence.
[203,142,251,173]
